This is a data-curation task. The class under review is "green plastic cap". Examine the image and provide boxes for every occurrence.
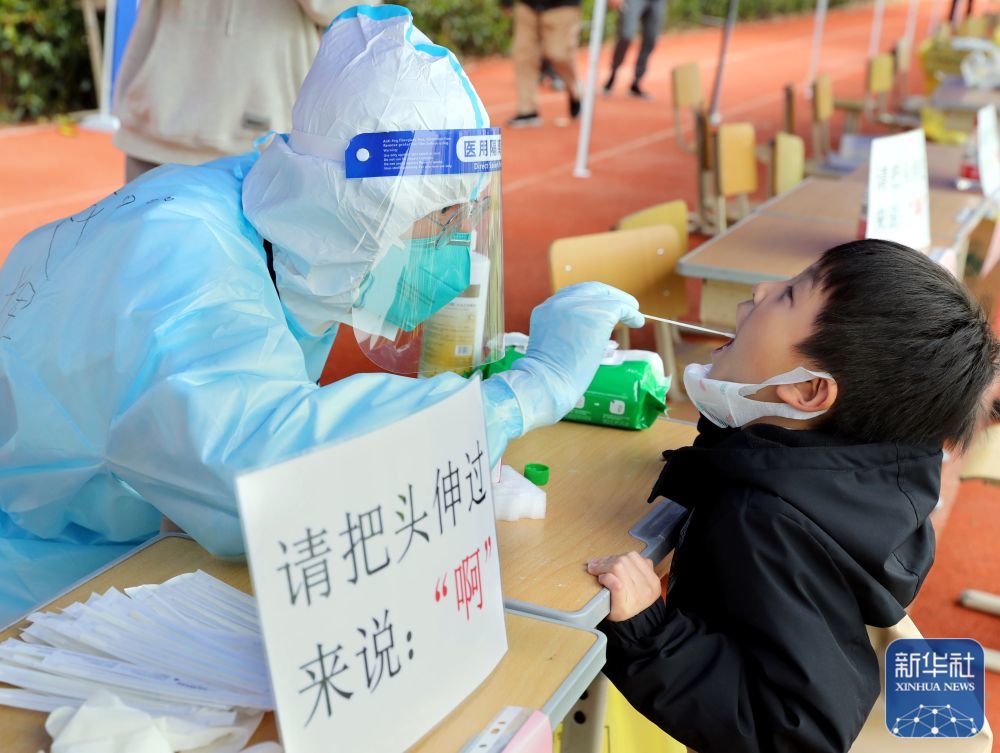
[524,463,550,486]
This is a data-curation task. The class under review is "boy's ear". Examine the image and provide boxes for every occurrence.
[775,377,838,413]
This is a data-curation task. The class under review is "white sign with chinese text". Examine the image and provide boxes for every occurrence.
[977,105,1000,198]
[236,378,506,753]
[867,129,931,251]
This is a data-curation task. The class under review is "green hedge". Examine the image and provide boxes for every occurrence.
[403,0,513,55]
[0,0,95,123]
[1,0,853,123]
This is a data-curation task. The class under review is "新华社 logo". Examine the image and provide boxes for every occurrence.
[885,638,986,738]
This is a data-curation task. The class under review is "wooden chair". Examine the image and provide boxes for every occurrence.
[770,132,805,196]
[806,73,876,177]
[616,199,690,256]
[713,122,758,234]
[811,73,835,160]
[614,200,728,400]
[672,63,704,154]
[835,53,895,133]
[549,225,687,399]
[694,109,717,231]
[957,15,990,38]
[755,83,797,181]
[893,37,924,113]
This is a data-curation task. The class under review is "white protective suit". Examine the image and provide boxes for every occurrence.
[0,6,641,625]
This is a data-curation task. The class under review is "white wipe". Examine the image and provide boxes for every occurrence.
[492,466,547,521]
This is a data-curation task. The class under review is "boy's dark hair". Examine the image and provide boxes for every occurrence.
[797,239,999,449]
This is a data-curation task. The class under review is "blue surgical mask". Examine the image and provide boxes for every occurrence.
[356,234,472,333]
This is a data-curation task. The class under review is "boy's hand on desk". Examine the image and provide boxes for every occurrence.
[587,552,661,622]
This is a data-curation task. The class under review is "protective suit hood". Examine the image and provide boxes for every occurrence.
[242,5,489,338]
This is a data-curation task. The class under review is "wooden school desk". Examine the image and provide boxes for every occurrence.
[0,535,607,753]
[758,177,988,248]
[498,419,698,627]
[678,146,995,327]
[930,76,1000,113]
[678,213,854,286]
[843,143,965,191]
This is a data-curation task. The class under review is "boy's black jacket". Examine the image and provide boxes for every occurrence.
[600,418,942,753]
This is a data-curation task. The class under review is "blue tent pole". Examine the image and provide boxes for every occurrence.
[110,0,141,104]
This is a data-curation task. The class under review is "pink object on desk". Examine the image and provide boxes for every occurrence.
[502,710,553,753]
[466,707,553,753]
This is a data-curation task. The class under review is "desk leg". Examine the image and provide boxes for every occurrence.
[698,170,716,233]
[559,674,609,753]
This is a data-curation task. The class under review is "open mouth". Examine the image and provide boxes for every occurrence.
[713,338,734,354]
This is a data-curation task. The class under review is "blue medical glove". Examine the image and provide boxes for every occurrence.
[489,282,644,434]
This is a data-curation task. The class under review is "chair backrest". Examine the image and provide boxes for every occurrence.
[716,122,758,197]
[868,53,895,96]
[812,74,834,124]
[958,15,989,38]
[616,200,690,254]
[771,132,805,195]
[672,63,703,110]
[549,225,686,320]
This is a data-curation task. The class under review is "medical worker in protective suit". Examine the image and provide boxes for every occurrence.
[0,5,643,625]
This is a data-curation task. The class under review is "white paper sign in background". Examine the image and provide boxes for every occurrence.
[866,128,931,251]
[977,105,1000,198]
[237,379,506,753]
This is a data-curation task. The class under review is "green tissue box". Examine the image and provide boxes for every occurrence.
[480,345,671,430]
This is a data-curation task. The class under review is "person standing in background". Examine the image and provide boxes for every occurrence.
[603,0,667,100]
[113,0,377,182]
[503,0,581,127]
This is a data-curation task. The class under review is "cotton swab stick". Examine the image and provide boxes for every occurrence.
[639,313,735,339]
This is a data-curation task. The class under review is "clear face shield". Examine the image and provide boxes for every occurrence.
[345,128,504,376]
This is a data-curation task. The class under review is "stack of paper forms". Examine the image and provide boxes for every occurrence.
[0,571,272,723]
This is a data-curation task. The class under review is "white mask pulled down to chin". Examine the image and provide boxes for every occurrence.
[683,362,834,429]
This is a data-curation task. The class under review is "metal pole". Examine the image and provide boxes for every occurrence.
[806,0,829,98]
[708,0,740,124]
[927,0,949,35]
[867,0,885,58]
[904,0,920,49]
[573,0,608,178]
[81,0,119,132]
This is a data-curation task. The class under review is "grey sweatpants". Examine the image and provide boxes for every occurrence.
[609,0,667,85]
